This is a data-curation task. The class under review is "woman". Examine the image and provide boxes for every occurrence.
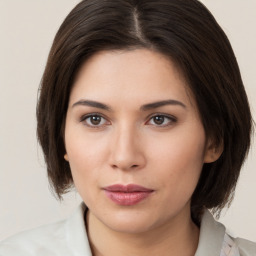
[0,0,255,255]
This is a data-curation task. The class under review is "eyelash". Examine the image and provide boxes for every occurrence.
[80,113,177,128]
[80,113,109,128]
[146,114,177,127]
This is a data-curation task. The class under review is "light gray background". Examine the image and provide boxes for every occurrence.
[0,0,255,241]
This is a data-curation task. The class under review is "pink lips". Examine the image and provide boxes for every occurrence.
[103,184,154,206]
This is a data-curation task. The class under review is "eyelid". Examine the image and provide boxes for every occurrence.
[80,112,111,127]
[79,112,177,128]
[146,113,177,126]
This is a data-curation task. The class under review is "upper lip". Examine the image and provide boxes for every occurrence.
[103,184,154,192]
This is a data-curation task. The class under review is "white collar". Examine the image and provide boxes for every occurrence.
[65,203,92,255]
[195,209,240,256]
[66,203,239,256]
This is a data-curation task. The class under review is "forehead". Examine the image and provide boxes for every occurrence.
[70,49,195,108]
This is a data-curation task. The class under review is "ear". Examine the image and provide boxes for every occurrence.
[204,139,223,163]
[64,153,69,162]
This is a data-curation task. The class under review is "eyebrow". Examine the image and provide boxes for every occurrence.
[72,99,186,111]
[140,99,186,111]
[72,100,111,111]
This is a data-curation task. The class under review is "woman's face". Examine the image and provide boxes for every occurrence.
[65,49,215,233]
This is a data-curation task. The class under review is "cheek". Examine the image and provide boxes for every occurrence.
[64,127,110,191]
[148,126,206,194]
[66,141,104,205]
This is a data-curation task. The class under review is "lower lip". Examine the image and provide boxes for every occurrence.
[104,191,153,206]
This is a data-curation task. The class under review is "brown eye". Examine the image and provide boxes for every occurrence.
[147,114,177,127]
[90,115,102,125]
[81,114,109,127]
[153,116,165,125]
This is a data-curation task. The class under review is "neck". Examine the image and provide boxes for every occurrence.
[86,206,199,256]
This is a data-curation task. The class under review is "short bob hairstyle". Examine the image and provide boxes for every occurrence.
[37,0,253,221]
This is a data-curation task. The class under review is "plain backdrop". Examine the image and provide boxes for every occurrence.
[0,0,255,242]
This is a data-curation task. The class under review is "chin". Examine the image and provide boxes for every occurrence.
[96,207,168,234]
[105,217,156,234]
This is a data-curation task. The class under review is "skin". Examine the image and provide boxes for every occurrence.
[64,49,221,256]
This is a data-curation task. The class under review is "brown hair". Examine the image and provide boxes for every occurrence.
[37,0,253,221]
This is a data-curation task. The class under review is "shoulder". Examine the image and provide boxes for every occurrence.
[195,210,256,256]
[234,237,256,256]
[0,203,92,256]
[222,234,256,256]
[0,219,71,256]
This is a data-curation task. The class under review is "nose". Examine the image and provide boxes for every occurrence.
[109,126,146,171]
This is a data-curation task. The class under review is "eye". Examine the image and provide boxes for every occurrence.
[147,114,176,127]
[80,114,109,127]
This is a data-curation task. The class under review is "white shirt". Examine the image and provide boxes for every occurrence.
[0,203,255,256]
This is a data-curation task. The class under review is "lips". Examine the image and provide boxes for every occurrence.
[103,184,154,206]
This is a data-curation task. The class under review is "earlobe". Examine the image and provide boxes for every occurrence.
[64,154,69,162]
[204,140,223,163]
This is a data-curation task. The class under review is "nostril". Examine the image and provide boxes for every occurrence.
[111,164,139,170]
